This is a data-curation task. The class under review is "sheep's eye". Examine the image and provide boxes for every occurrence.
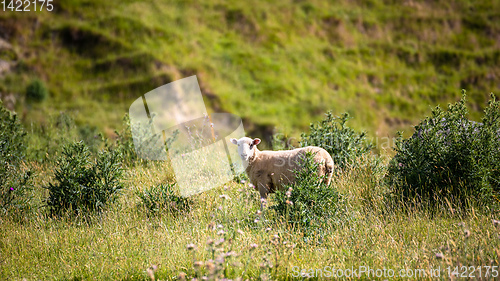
[249,144,253,149]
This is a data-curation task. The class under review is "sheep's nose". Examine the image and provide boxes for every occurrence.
[241,154,248,158]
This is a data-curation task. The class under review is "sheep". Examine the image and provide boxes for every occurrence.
[230,137,334,207]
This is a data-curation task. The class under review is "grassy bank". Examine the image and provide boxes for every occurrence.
[1,158,499,280]
[1,0,499,143]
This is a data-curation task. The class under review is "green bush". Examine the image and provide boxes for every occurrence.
[114,113,138,164]
[136,182,192,215]
[272,151,341,229]
[0,101,33,215]
[387,93,500,209]
[45,141,124,216]
[25,79,48,104]
[300,112,373,169]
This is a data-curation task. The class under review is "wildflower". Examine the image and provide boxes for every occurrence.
[207,239,214,246]
[217,224,224,229]
[250,243,258,250]
[286,200,293,205]
[219,194,230,200]
[237,229,244,235]
[186,244,197,251]
[218,206,223,211]
[265,227,271,232]
[493,219,500,227]
[208,222,216,230]
[464,229,470,239]
[435,253,444,260]
[254,218,260,223]
[146,265,158,281]
[217,230,225,235]
[193,261,204,268]
[178,272,187,281]
[248,183,255,189]
[205,261,216,273]
[272,234,279,240]
[225,251,237,257]
[457,222,465,227]
[215,238,225,246]
[215,254,225,264]
[241,180,246,184]
[256,210,262,215]
[9,187,14,191]
[285,191,291,197]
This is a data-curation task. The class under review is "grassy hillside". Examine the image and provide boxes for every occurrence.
[1,2,500,279]
[1,0,499,145]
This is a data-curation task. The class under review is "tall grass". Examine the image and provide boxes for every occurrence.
[1,155,499,280]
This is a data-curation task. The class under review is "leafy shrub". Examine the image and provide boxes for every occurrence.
[0,101,33,215]
[45,141,124,216]
[25,79,48,104]
[136,182,192,215]
[272,151,341,229]
[114,114,138,164]
[387,93,500,209]
[300,112,373,169]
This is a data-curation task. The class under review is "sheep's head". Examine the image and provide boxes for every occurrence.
[230,137,261,162]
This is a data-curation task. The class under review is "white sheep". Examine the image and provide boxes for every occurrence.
[230,137,334,206]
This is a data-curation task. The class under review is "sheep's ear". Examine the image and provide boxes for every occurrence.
[230,138,238,145]
[253,138,261,145]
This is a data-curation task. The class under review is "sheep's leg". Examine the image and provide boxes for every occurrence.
[317,159,334,187]
[325,160,334,186]
[257,183,270,210]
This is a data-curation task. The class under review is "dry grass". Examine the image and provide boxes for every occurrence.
[1,157,499,280]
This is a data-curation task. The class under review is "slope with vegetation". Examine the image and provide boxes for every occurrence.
[1,0,500,280]
[0,0,499,142]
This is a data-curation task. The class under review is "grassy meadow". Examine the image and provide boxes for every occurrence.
[2,156,499,280]
[1,0,500,280]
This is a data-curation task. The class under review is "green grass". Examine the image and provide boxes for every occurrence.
[1,0,499,143]
[1,1,500,279]
[1,158,499,280]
